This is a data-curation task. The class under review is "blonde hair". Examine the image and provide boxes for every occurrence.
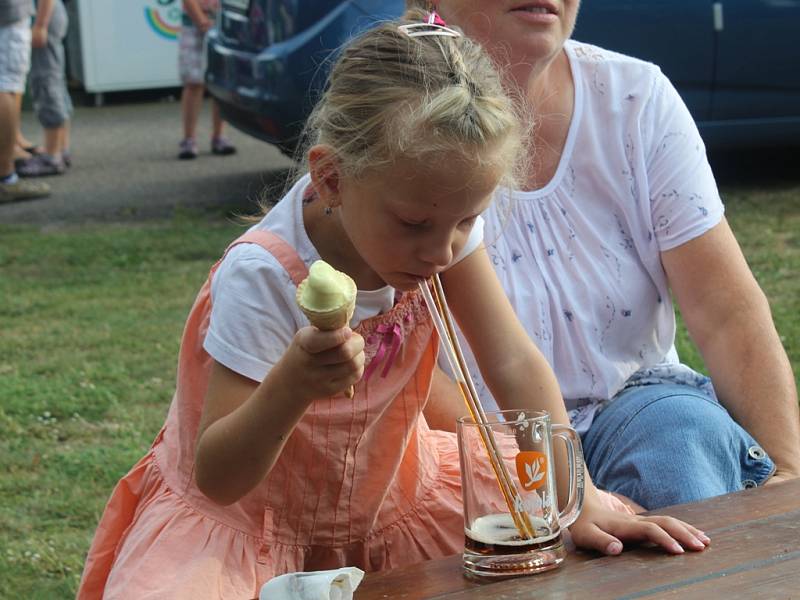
[405,0,431,10]
[286,7,525,193]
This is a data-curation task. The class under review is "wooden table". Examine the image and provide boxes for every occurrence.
[356,479,800,599]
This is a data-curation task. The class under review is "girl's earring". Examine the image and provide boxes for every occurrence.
[324,206,333,216]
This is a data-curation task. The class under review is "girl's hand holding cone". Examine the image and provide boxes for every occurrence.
[285,326,365,401]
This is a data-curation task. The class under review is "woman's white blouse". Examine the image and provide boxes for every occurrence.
[463,41,724,428]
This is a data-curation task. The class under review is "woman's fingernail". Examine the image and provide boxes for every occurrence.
[698,533,711,543]
[606,541,622,554]
[671,542,685,554]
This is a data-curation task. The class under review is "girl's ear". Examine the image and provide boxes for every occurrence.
[308,145,342,208]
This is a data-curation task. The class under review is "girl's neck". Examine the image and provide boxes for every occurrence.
[303,197,385,291]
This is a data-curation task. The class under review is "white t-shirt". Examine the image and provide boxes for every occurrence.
[464,41,724,423]
[203,174,485,383]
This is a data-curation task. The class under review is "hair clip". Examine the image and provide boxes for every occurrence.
[398,11,461,38]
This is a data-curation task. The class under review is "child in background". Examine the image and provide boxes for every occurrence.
[77,9,708,599]
[177,0,235,159]
[0,0,50,202]
[16,0,72,177]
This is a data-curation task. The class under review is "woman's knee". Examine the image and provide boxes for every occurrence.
[583,387,716,466]
[585,386,774,509]
[636,390,728,435]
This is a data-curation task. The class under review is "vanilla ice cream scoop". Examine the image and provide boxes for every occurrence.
[298,261,353,313]
[296,261,357,329]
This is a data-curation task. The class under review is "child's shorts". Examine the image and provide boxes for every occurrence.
[179,24,207,85]
[0,20,32,93]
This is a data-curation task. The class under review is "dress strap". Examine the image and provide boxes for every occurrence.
[222,230,309,286]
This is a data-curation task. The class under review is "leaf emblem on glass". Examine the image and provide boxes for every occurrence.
[516,451,548,491]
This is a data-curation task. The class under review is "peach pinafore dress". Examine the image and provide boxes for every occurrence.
[77,231,464,599]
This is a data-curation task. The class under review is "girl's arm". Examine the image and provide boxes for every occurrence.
[194,326,364,505]
[442,247,709,555]
[441,246,564,418]
[423,365,469,432]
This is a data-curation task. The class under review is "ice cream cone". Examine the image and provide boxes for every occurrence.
[296,261,358,398]
[296,300,356,331]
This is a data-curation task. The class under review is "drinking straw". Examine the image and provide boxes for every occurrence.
[418,276,534,539]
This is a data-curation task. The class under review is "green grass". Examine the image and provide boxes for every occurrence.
[0,216,244,598]
[0,186,798,597]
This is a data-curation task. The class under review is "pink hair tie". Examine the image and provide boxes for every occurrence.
[398,11,461,38]
[429,11,448,27]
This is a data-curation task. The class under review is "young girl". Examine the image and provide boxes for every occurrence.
[77,9,708,599]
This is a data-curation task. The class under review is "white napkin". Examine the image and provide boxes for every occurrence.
[259,567,365,600]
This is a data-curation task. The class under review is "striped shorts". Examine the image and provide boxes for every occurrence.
[178,24,207,85]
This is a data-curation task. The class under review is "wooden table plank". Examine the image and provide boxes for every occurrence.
[646,480,800,530]
[356,479,800,599]
[645,556,800,599]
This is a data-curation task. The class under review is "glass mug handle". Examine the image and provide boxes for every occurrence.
[552,424,586,529]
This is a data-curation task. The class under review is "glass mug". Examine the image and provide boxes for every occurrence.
[457,410,585,579]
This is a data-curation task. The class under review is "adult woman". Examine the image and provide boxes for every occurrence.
[414,0,800,511]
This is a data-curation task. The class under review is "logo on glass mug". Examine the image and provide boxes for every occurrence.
[516,451,548,491]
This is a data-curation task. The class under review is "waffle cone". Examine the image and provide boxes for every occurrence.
[299,301,356,330]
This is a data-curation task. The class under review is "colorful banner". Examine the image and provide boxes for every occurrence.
[145,0,181,41]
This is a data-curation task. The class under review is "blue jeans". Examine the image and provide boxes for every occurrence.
[581,383,775,510]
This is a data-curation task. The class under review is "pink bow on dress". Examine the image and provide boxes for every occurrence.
[364,322,404,381]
